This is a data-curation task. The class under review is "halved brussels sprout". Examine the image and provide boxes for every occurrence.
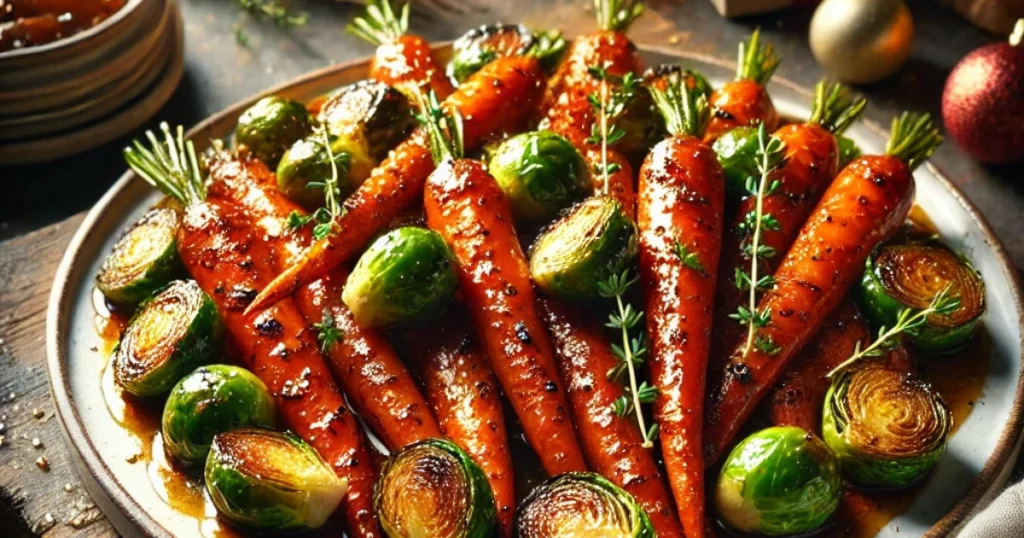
[375,439,496,538]
[529,196,638,300]
[838,135,862,168]
[205,428,347,531]
[96,206,183,304]
[515,472,654,538]
[861,244,985,353]
[162,365,276,466]
[276,134,357,210]
[823,365,952,488]
[448,23,536,84]
[712,125,759,201]
[487,130,591,222]
[114,280,223,397]
[715,426,841,536]
[317,80,415,162]
[343,227,458,327]
[235,96,313,167]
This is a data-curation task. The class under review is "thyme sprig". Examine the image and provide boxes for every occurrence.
[237,0,307,28]
[312,309,344,354]
[286,125,349,240]
[600,271,658,448]
[730,122,786,357]
[828,285,961,377]
[585,67,639,194]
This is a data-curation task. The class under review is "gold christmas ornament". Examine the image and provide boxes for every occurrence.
[810,0,915,84]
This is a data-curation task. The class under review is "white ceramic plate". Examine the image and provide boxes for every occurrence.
[46,47,1024,538]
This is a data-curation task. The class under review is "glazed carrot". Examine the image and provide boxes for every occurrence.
[420,96,587,475]
[542,0,643,117]
[542,0,644,211]
[346,0,453,100]
[538,296,685,538]
[768,300,915,432]
[768,301,868,432]
[704,113,943,464]
[707,82,866,391]
[638,73,725,538]
[247,52,554,314]
[704,29,781,143]
[206,153,443,451]
[123,126,381,538]
[400,311,516,537]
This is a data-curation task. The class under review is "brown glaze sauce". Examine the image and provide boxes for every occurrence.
[91,205,989,538]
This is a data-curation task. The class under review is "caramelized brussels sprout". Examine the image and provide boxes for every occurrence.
[161,365,276,466]
[96,206,183,304]
[515,473,654,538]
[235,96,312,167]
[276,135,355,210]
[715,426,842,536]
[114,280,223,397]
[317,80,415,162]
[375,439,496,538]
[448,23,536,84]
[205,428,347,531]
[823,365,952,488]
[343,227,458,327]
[529,196,638,300]
[861,244,985,353]
[487,130,591,222]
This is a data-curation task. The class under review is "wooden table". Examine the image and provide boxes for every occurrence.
[1,1,1021,536]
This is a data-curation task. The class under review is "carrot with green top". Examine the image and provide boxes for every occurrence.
[704,113,943,464]
[419,93,588,475]
[704,29,782,143]
[638,71,725,538]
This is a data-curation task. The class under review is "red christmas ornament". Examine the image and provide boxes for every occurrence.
[941,19,1024,164]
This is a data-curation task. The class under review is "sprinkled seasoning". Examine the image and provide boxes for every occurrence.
[32,437,43,449]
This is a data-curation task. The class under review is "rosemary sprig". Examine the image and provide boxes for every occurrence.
[730,122,786,357]
[312,309,344,354]
[585,67,639,194]
[286,125,349,240]
[237,0,307,28]
[346,0,409,46]
[828,285,961,377]
[600,271,658,448]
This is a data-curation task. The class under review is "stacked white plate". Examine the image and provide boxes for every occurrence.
[0,0,184,165]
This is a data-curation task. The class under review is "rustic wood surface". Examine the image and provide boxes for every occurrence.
[1,0,1022,536]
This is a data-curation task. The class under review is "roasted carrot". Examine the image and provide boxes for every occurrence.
[247,51,555,314]
[638,73,725,538]
[123,126,381,538]
[704,29,781,144]
[707,81,867,392]
[768,300,868,432]
[346,0,453,100]
[206,153,443,451]
[541,0,644,212]
[538,296,685,538]
[768,300,915,432]
[419,95,588,475]
[399,311,516,537]
[703,113,943,464]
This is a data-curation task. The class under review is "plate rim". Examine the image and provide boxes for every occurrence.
[46,44,1024,538]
